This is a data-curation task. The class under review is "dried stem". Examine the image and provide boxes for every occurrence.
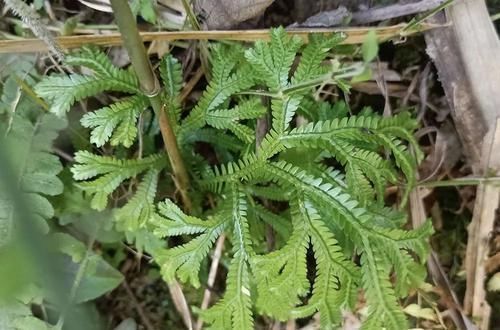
[109,0,192,212]
[0,23,442,54]
[195,234,226,330]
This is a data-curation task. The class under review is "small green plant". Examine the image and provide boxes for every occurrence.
[32,28,432,329]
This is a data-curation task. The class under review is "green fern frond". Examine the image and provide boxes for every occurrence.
[35,75,125,116]
[81,95,148,147]
[159,54,183,100]
[35,47,141,116]
[155,222,226,286]
[179,46,255,139]
[205,98,267,143]
[65,46,139,91]
[71,151,166,210]
[203,186,254,330]
[360,239,408,330]
[152,199,221,237]
[183,128,244,153]
[201,154,266,193]
[206,111,255,143]
[114,169,159,232]
[159,54,183,128]
[292,33,346,84]
[246,184,292,201]
[245,27,302,91]
[249,203,291,239]
[270,95,302,133]
[299,198,359,327]
[253,214,309,320]
[150,198,228,287]
[371,220,433,261]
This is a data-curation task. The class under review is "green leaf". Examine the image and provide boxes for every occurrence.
[71,151,166,210]
[81,95,148,147]
[115,169,159,232]
[1,112,65,241]
[245,26,302,91]
[403,304,437,321]
[36,47,139,116]
[139,0,157,23]
[202,187,254,330]
[54,233,124,303]
[179,45,254,140]
[487,272,500,292]
[362,30,379,63]
[12,316,53,330]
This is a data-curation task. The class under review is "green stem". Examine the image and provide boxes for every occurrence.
[13,74,49,110]
[400,0,454,35]
[110,0,192,212]
[417,176,500,188]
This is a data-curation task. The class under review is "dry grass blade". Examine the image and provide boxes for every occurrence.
[410,181,476,329]
[168,280,194,330]
[464,119,500,330]
[0,24,441,54]
[195,234,226,330]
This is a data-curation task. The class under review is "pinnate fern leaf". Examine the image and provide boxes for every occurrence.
[245,26,302,91]
[179,45,254,139]
[71,151,166,210]
[35,28,435,330]
[202,186,254,330]
[35,47,139,117]
[114,169,159,232]
[65,46,139,91]
[81,95,148,147]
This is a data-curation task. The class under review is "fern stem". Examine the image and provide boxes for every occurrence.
[109,0,192,212]
[417,176,500,188]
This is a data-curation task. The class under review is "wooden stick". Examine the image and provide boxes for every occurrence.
[425,0,500,170]
[195,234,226,330]
[464,119,500,330]
[409,185,474,330]
[0,24,441,54]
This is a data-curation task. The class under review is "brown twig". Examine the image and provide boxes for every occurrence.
[109,0,192,212]
[409,180,476,330]
[167,281,194,330]
[0,23,442,54]
[195,234,226,330]
[108,2,194,329]
[180,66,204,102]
[464,119,500,329]
[121,280,155,330]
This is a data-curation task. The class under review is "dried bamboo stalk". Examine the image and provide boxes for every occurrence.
[0,23,441,53]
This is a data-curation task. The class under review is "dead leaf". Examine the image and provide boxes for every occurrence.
[195,0,274,29]
[487,272,500,292]
[403,304,438,321]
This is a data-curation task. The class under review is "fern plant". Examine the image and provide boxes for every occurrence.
[35,27,432,329]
